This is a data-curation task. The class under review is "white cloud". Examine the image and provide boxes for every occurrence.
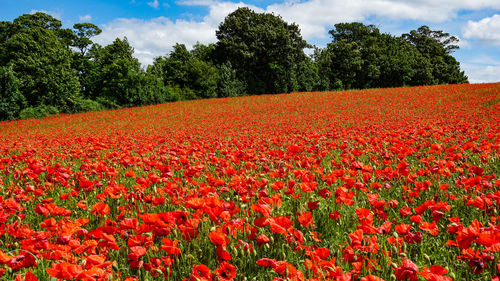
[267,0,500,40]
[461,56,500,83]
[462,64,500,83]
[148,0,160,9]
[79,14,92,21]
[463,14,500,45]
[95,17,216,65]
[30,9,61,20]
[95,0,261,65]
[94,0,500,66]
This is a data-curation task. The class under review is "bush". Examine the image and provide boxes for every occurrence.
[19,105,59,119]
[74,98,106,112]
[95,97,121,110]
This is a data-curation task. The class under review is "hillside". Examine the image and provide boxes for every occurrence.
[0,83,499,280]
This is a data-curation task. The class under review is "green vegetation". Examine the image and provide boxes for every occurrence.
[0,8,469,121]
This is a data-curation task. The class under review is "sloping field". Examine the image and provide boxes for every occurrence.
[0,83,499,281]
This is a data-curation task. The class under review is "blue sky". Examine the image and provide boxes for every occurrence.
[1,0,499,83]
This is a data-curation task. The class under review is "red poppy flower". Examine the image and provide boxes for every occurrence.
[190,264,212,281]
[46,262,83,279]
[297,211,314,227]
[7,251,37,270]
[128,246,147,260]
[161,238,181,255]
[395,259,418,281]
[209,229,229,248]
[257,258,278,269]
[91,202,111,216]
[256,234,270,246]
[214,261,237,281]
[419,265,451,281]
[360,275,384,281]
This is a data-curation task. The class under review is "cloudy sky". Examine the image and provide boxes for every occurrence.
[1,0,499,83]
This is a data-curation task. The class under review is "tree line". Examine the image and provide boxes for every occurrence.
[0,8,468,120]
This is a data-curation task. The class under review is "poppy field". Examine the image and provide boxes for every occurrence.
[0,83,499,281]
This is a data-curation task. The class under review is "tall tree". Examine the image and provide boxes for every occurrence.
[0,65,26,120]
[0,13,81,112]
[90,38,168,107]
[402,26,468,84]
[149,43,219,100]
[214,7,309,95]
[318,22,441,90]
[71,23,102,99]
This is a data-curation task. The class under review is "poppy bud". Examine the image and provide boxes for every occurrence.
[240,247,245,257]
[423,254,430,262]
[112,263,119,271]
[449,272,456,279]
[400,252,407,258]
[393,231,399,239]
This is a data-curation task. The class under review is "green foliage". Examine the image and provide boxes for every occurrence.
[402,26,468,84]
[74,98,106,112]
[0,65,26,120]
[87,38,166,107]
[214,7,309,95]
[317,22,467,90]
[19,104,59,119]
[72,23,102,56]
[1,13,81,113]
[0,10,471,121]
[217,62,246,97]
[150,43,219,100]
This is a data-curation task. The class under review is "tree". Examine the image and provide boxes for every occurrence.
[214,7,309,95]
[402,26,468,84]
[149,43,219,100]
[73,23,102,56]
[217,62,246,97]
[0,13,81,113]
[90,38,169,107]
[0,65,26,120]
[318,22,441,90]
[71,23,102,99]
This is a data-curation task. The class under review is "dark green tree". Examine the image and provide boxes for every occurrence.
[214,7,309,95]
[217,62,246,97]
[71,23,102,99]
[0,65,26,120]
[149,43,219,100]
[0,13,81,113]
[402,26,468,84]
[73,23,102,56]
[90,38,168,107]
[318,22,443,90]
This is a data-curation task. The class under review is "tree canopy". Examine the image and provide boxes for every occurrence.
[0,10,469,121]
[214,7,310,95]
